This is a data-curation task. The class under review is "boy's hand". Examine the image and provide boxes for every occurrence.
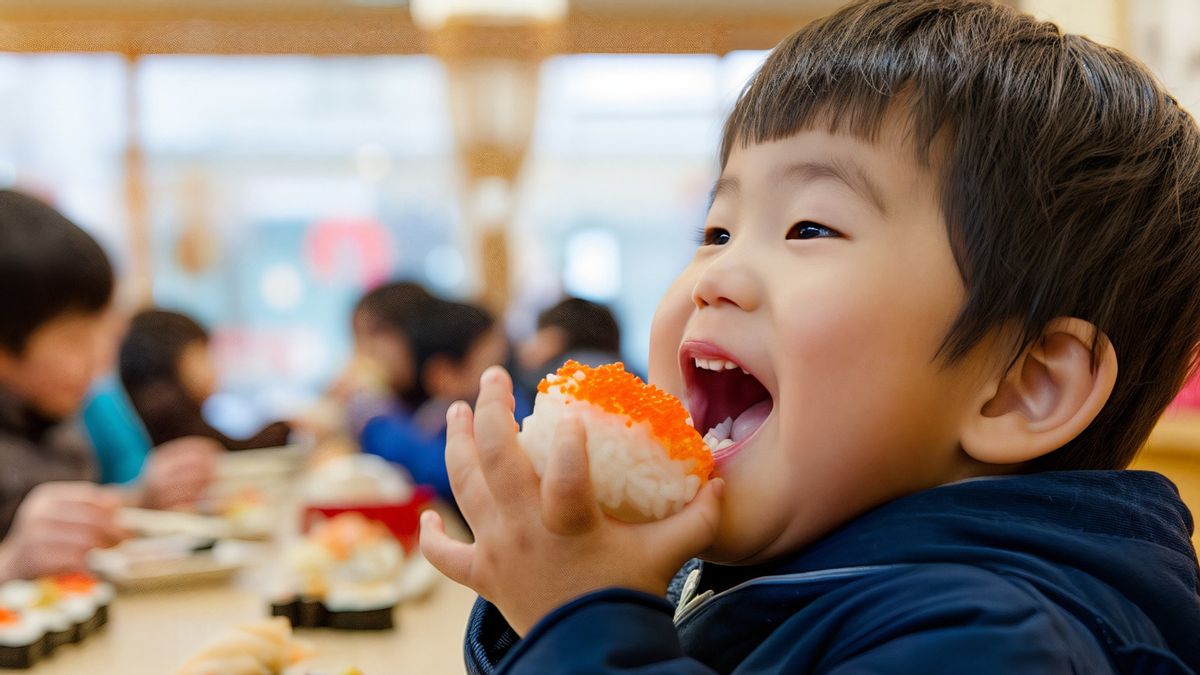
[420,366,724,636]
[0,482,127,581]
[139,436,220,510]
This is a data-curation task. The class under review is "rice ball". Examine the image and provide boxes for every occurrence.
[518,361,714,522]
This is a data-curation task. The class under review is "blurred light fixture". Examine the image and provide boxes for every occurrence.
[410,0,567,30]
[411,0,567,313]
[564,228,621,301]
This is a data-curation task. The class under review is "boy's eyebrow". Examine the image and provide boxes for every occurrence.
[708,177,740,208]
[781,159,889,216]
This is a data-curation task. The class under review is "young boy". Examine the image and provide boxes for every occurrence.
[419,1,1200,672]
[119,308,292,450]
[515,297,624,395]
[0,189,218,582]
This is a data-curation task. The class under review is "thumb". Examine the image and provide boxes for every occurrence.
[643,477,723,566]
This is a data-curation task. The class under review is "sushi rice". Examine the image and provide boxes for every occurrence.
[518,361,714,522]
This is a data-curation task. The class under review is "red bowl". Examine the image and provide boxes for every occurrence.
[301,486,434,553]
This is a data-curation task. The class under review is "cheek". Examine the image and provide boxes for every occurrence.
[771,267,969,480]
[647,270,697,394]
[27,355,92,413]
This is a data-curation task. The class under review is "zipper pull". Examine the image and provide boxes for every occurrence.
[673,568,712,622]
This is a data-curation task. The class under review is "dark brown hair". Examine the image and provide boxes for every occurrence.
[538,297,622,355]
[119,309,208,395]
[0,190,114,354]
[723,0,1200,470]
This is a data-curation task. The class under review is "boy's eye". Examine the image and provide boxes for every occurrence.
[786,221,839,240]
[699,227,732,246]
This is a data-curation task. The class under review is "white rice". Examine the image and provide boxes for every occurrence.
[518,388,704,522]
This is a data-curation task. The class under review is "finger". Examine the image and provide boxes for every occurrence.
[31,550,90,577]
[161,452,216,479]
[30,481,101,503]
[42,510,126,548]
[472,367,539,514]
[642,478,724,566]
[32,526,107,562]
[50,500,119,528]
[540,411,600,534]
[90,487,124,512]
[419,510,475,587]
[443,402,491,531]
[40,490,127,543]
[178,454,217,480]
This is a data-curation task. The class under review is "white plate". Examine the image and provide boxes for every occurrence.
[89,538,252,592]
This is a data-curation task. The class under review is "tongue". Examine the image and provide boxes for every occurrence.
[731,400,771,443]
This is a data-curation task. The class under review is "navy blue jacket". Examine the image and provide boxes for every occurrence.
[464,471,1199,674]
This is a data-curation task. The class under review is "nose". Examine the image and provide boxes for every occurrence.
[691,247,762,312]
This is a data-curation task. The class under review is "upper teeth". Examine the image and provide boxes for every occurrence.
[693,357,742,372]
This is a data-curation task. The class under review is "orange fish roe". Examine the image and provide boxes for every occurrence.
[0,607,17,625]
[538,360,713,479]
[52,573,97,595]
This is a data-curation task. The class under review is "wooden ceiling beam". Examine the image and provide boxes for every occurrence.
[0,8,818,56]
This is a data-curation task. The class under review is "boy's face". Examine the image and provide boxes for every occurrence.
[429,328,510,403]
[0,307,117,419]
[649,123,1002,564]
[178,339,218,405]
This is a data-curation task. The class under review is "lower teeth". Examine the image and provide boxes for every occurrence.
[703,435,736,452]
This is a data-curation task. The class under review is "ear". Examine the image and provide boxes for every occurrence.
[961,317,1118,466]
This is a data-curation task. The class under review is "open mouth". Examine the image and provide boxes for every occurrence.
[681,341,773,461]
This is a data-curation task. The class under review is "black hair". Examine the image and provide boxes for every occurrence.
[0,190,114,354]
[354,280,435,332]
[537,297,621,355]
[119,309,208,395]
[724,0,1200,470]
[405,298,495,409]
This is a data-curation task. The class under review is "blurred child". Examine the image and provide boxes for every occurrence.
[361,297,516,505]
[516,297,623,393]
[0,190,217,581]
[120,309,292,450]
[424,2,1200,672]
[339,281,435,432]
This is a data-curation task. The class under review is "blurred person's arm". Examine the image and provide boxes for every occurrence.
[0,482,125,582]
[122,436,219,511]
[133,380,290,451]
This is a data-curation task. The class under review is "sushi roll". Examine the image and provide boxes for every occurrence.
[0,606,46,669]
[175,617,313,675]
[270,513,404,630]
[322,582,399,630]
[518,361,714,523]
[28,599,73,651]
[0,580,72,651]
[49,574,113,639]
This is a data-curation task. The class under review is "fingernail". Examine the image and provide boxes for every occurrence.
[447,401,467,421]
[712,478,725,499]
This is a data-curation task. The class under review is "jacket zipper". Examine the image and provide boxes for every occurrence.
[673,564,900,627]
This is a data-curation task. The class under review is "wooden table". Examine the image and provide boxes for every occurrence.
[29,482,478,675]
[28,569,477,675]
